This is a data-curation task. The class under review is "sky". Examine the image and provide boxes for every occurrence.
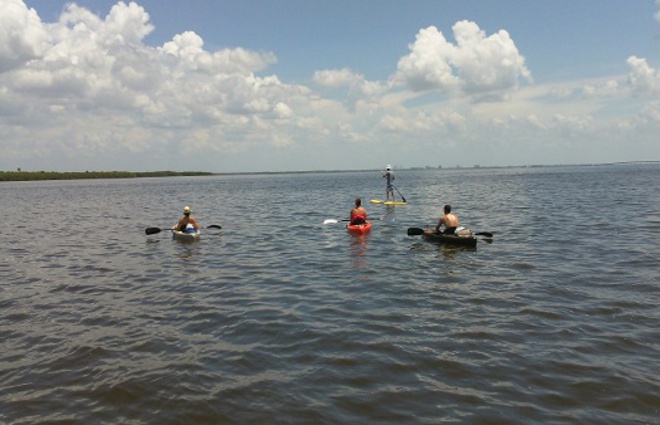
[1,0,659,172]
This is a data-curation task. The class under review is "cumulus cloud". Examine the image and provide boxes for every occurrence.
[394,20,531,98]
[0,0,296,160]
[313,68,386,98]
[0,0,50,72]
[159,31,276,74]
[627,56,660,96]
[0,1,657,172]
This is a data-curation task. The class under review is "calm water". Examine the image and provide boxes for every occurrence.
[1,164,658,424]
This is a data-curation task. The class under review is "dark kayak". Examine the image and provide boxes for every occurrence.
[421,231,477,247]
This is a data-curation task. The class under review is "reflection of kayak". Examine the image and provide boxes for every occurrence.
[172,230,201,242]
[347,220,372,235]
[422,230,477,247]
[370,199,407,206]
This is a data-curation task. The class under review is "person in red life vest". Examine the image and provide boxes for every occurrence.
[350,198,367,225]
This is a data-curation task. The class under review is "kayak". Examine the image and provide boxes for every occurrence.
[172,230,201,242]
[346,220,372,235]
[370,199,407,206]
[422,230,477,247]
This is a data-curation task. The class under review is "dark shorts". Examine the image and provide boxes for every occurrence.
[443,227,457,235]
[351,217,366,225]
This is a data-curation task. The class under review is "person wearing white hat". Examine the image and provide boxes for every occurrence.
[172,205,199,233]
[381,164,395,202]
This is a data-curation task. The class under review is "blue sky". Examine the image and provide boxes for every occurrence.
[2,0,659,172]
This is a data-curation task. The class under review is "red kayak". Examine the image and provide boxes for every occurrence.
[346,220,372,235]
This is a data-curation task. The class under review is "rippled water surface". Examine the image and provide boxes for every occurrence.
[1,164,658,424]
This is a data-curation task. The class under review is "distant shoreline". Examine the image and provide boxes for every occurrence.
[1,161,656,182]
[0,171,213,182]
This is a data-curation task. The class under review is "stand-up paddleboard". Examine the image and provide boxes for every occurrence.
[370,199,407,206]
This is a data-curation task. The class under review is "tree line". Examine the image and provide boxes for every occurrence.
[0,171,213,181]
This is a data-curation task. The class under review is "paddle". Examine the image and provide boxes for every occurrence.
[407,227,493,238]
[391,184,407,203]
[324,218,365,225]
[145,224,222,235]
[324,218,382,224]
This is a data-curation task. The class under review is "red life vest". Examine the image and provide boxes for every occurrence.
[350,214,366,225]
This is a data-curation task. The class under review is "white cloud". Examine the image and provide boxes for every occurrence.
[0,1,657,172]
[642,101,660,122]
[0,0,50,72]
[393,21,531,98]
[313,68,361,87]
[313,68,386,99]
[159,31,275,75]
[627,56,660,96]
[582,80,620,98]
[394,26,459,92]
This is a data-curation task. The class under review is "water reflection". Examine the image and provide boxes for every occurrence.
[349,233,369,270]
[379,205,398,223]
[173,239,202,261]
[436,244,476,260]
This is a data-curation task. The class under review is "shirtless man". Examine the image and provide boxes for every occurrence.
[350,198,367,225]
[433,204,459,234]
[172,206,200,233]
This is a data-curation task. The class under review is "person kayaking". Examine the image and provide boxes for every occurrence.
[350,197,367,225]
[172,206,199,233]
[432,204,459,235]
[381,164,395,202]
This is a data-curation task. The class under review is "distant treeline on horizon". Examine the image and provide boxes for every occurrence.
[1,161,656,181]
[0,170,212,181]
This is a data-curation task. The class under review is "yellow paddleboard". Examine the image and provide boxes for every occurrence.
[370,199,407,206]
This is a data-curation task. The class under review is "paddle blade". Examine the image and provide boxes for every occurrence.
[407,227,425,236]
[323,219,338,225]
[145,227,162,235]
[207,224,222,229]
[475,232,493,238]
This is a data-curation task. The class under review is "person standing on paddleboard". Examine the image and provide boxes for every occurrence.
[350,198,367,225]
[382,165,395,202]
[173,206,200,233]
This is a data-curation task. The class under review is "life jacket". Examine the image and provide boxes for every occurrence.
[350,214,366,225]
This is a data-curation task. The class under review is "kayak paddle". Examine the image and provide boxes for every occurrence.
[323,219,351,224]
[145,224,222,235]
[406,227,493,238]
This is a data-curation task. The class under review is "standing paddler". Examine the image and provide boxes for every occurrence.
[381,164,395,202]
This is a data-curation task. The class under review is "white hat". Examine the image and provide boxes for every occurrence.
[386,164,391,170]
[183,206,191,213]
